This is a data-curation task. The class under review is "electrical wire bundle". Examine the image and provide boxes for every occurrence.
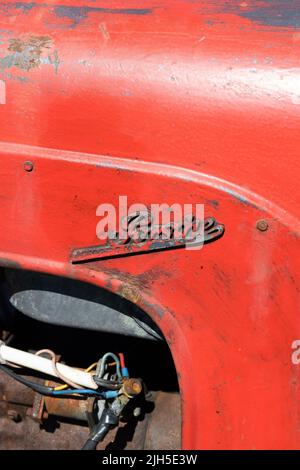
[0,349,129,400]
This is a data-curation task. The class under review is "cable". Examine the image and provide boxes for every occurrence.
[81,407,119,450]
[85,362,98,373]
[119,353,129,378]
[54,361,99,391]
[52,389,104,397]
[119,353,125,369]
[96,353,122,380]
[0,364,105,398]
[54,360,117,391]
[35,349,81,389]
[0,364,54,396]
[93,376,122,390]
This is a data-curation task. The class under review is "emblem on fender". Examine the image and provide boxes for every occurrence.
[70,213,224,263]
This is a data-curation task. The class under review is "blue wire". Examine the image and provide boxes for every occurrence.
[52,389,104,396]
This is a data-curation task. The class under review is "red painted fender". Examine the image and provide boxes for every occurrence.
[0,1,300,449]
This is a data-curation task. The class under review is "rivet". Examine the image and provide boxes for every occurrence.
[256,219,268,232]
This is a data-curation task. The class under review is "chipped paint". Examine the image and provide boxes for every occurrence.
[239,0,300,29]
[0,36,59,73]
[0,2,152,28]
[210,0,300,30]
[14,1,36,13]
[54,5,152,28]
[118,283,142,305]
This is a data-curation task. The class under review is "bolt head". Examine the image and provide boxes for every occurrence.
[23,161,34,172]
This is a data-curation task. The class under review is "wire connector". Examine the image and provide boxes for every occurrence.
[102,390,119,399]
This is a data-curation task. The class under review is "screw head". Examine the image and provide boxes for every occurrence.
[256,219,268,232]
[23,161,34,172]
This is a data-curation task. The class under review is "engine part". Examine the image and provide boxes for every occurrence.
[0,343,148,449]
[0,390,181,450]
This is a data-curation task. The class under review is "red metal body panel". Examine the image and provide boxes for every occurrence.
[0,0,300,449]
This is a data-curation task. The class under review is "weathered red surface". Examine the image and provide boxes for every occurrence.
[0,1,300,449]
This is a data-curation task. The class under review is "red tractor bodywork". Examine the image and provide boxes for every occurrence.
[0,0,300,449]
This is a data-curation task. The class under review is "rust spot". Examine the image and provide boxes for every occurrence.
[0,35,59,73]
[8,36,51,70]
[118,283,142,305]
[83,264,168,318]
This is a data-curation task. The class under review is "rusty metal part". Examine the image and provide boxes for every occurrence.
[0,372,34,408]
[122,378,143,397]
[7,409,21,422]
[44,396,93,422]
[0,385,180,450]
[30,390,45,423]
[143,392,181,450]
[29,380,97,424]
[0,373,35,422]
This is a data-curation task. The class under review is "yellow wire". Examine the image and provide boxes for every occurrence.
[85,362,99,373]
[54,361,116,391]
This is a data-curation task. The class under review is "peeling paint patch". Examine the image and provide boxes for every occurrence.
[14,2,36,14]
[0,36,59,73]
[119,284,142,305]
[209,0,300,30]
[239,1,300,29]
[54,5,152,28]
[0,2,152,29]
